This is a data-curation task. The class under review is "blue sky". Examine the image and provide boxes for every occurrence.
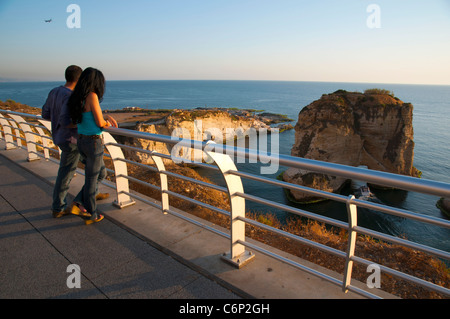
[1,0,449,84]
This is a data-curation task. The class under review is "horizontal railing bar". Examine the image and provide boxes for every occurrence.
[25,142,58,154]
[106,141,221,172]
[106,142,168,160]
[46,155,61,165]
[120,190,162,210]
[165,208,230,239]
[107,141,211,168]
[99,177,117,190]
[27,141,51,148]
[238,239,382,299]
[160,169,228,193]
[351,255,450,296]
[104,126,450,198]
[4,109,448,198]
[0,110,42,120]
[40,135,53,141]
[239,190,450,258]
[278,156,450,199]
[1,133,22,141]
[239,216,346,258]
[237,240,342,286]
[115,157,159,173]
[230,169,348,202]
[236,239,381,299]
[236,191,348,229]
[350,197,450,229]
[27,150,47,157]
[232,169,450,229]
[354,226,450,260]
[164,189,230,217]
[118,174,161,192]
[1,124,16,129]
[8,134,27,142]
[2,126,49,139]
[345,285,384,299]
[12,121,49,132]
[115,157,226,193]
[180,160,220,171]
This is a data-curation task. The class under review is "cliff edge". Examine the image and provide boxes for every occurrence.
[282,89,420,203]
[121,108,288,164]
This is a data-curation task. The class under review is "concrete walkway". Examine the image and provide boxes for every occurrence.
[0,142,395,299]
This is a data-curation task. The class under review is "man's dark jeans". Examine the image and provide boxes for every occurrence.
[74,136,106,219]
[53,142,80,212]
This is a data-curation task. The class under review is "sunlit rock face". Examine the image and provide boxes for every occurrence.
[283,90,418,203]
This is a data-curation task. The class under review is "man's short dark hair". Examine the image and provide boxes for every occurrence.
[65,65,83,83]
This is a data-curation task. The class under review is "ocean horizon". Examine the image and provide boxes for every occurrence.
[1,79,449,252]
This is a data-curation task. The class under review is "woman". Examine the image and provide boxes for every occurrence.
[68,67,117,224]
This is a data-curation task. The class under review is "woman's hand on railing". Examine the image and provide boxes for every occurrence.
[104,115,118,128]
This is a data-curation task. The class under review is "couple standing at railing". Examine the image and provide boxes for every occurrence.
[42,65,118,225]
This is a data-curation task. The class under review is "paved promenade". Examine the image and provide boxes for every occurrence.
[0,142,395,300]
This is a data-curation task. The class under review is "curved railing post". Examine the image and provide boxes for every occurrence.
[0,113,16,150]
[343,195,357,293]
[8,114,40,161]
[8,120,22,148]
[205,143,255,268]
[34,126,50,159]
[38,119,60,158]
[103,132,135,208]
[150,154,169,214]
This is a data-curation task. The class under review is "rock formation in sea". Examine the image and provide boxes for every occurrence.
[282,89,420,203]
[437,198,450,218]
[119,108,289,164]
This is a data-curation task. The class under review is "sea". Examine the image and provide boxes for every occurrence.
[1,80,449,254]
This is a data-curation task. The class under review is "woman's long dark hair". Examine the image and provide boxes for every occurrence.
[68,67,105,124]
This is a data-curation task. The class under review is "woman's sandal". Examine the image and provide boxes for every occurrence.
[70,202,91,218]
[85,214,104,225]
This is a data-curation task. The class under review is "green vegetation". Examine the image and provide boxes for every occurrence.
[332,88,396,99]
[364,88,395,97]
[333,89,349,95]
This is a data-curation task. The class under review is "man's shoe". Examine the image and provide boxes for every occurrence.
[52,209,69,218]
[85,214,104,225]
[69,202,91,218]
[95,193,109,201]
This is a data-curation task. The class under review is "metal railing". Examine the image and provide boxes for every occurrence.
[1,109,449,299]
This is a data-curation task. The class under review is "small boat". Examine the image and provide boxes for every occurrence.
[353,166,374,199]
[356,185,373,199]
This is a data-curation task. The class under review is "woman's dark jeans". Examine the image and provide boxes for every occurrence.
[74,136,106,220]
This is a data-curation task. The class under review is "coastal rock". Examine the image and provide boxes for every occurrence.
[283,89,419,203]
[437,198,450,218]
[122,108,272,164]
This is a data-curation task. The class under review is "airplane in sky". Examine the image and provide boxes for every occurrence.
[44,19,52,23]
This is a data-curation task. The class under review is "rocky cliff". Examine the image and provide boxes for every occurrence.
[121,108,275,164]
[282,89,420,203]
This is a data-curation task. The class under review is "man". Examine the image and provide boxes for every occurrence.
[43,66,111,218]
[42,65,83,217]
